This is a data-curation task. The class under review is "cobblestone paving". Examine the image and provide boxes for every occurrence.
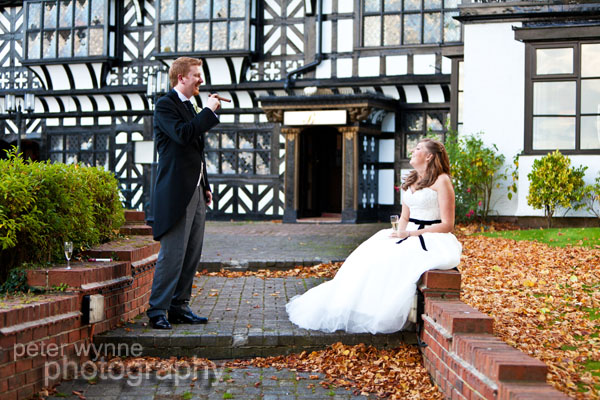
[47,367,372,399]
[52,221,396,399]
[201,221,387,269]
[96,276,412,359]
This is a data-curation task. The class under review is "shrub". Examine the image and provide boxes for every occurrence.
[0,150,124,284]
[445,131,506,222]
[582,172,600,221]
[527,150,587,228]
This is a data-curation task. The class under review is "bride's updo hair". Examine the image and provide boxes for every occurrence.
[401,138,450,191]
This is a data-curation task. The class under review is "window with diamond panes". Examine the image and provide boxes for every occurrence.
[49,132,109,168]
[25,0,116,60]
[362,0,461,47]
[205,130,271,175]
[402,110,449,158]
[157,0,253,54]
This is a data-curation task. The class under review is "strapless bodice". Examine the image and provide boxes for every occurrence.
[402,188,440,221]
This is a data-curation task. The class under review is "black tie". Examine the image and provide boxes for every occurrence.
[183,100,196,116]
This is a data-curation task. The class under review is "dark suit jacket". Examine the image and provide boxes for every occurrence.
[151,89,219,240]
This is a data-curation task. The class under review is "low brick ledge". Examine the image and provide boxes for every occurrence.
[0,311,81,336]
[420,298,569,399]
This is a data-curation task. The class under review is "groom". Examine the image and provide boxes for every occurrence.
[147,57,223,329]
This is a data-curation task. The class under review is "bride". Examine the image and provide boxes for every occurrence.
[286,139,462,334]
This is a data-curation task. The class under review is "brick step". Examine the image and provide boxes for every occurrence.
[119,224,153,236]
[498,382,571,400]
[418,269,461,299]
[124,210,146,224]
[27,261,131,291]
[82,236,159,263]
[453,334,548,382]
[0,295,78,330]
[425,299,494,335]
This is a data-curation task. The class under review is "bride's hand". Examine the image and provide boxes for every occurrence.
[395,230,410,239]
[390,230,410,239]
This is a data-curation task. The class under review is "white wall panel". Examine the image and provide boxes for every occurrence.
[207,58,232,85]
[322,20,332,53]
[337,19,353,52]
[386,55,407,75]
[413,54,436,75]
[403,85,422,103]
[381,113,395,132]
[379,139,394,162]
[316,59,331,79]
[336,58,353,78]
[47,65,71,90]
[378,169,394,205]
[358,56,380,77]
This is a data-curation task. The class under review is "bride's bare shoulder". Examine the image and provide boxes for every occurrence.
[433,173,452,188]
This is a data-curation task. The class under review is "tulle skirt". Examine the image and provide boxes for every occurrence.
[286,227,462,334]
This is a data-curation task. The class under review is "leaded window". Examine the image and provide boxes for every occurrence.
[402,110,449,157]
[205,128,272,175]
[48,130,110,169]
[24,0,117,61]
[362,0,461,47]
[526,42,600,153]
[157,0,256,55]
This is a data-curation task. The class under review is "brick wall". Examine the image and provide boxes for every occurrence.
[0,212,157,400]
[418,270,569,400]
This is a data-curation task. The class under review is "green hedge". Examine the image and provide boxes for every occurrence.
[0,151,125,283]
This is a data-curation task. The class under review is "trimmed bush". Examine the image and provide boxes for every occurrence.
[0,151,124,283]
[527,150,587,228]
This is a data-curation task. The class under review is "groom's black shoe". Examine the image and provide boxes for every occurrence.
[149,315,172,330]
[168,309,208,324]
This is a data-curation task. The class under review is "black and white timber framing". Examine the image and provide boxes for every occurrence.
[2,0,597,222]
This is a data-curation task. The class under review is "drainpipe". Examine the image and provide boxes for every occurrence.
[284,0,323,93]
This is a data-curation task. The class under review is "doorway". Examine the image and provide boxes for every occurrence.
[298,126,342,219]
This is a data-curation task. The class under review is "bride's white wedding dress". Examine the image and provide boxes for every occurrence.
[286,188,462,334]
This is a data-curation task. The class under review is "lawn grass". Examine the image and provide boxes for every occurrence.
[477,227,600,248]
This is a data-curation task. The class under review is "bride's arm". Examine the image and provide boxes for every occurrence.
[421,174,455,234]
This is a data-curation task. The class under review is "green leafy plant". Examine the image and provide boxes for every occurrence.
[0,267,31,294]
[582,172,600,221]
[527,150,587,228]
[52,282,69,292]
[0,149,125,283]
[445,131,506,221]
[506,153,519,201]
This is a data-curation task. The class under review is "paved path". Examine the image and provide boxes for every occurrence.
[201,221,387,269]
[50,221,397,399]
[47,367,372,399]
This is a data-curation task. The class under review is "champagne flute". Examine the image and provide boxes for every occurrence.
[64,241,73,270]
[390,215,399,233]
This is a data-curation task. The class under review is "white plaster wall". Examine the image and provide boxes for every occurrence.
[462,22,524,216]
[463,21,600,218]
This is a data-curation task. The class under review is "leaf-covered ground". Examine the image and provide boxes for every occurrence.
[37,229,598,399]
[459,235,600,398]
[199,228,600,398]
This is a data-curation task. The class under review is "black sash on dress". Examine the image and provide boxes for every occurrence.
[396,218,441,251]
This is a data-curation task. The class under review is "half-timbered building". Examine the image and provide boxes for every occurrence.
[1,0,598,223]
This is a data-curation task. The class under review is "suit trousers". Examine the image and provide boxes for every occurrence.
[147,184,206,318]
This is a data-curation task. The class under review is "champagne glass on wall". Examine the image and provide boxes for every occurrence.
[64,241,73,269]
